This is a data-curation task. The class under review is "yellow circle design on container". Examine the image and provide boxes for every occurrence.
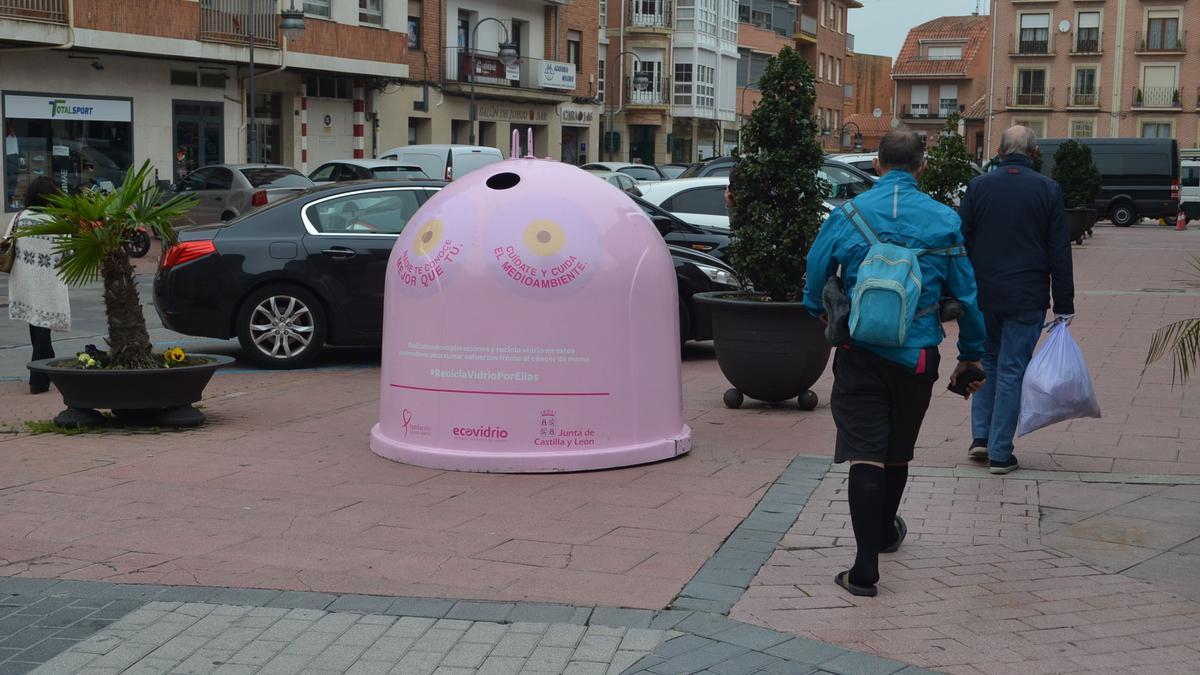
[412,219,444,256]
[523,220,565,257]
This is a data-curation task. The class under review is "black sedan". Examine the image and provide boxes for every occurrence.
[153,180,741,368]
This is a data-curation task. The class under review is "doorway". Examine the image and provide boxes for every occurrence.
[173,101,223,183]
[629,125,656,166]
[562,126,581,164]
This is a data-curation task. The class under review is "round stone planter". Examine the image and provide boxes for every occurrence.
[27,354,234,428]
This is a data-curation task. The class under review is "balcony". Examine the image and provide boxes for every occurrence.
[628,0,670,30]
[1067,87,1101,109]
[1070,30,1102,55]
[441,48,580,103]
[900,104,959,120]
[1006,86,1054,109]
[1134,86,1181,110]
[200,0,279,48]
[1010,33,1054,57]
[796,14,817,43]
[1136,30,1186,54]
[0,0,66,23]
[626,75,669,107]
[846,33,854,52]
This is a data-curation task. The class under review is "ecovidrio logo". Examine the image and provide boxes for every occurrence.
[452,425,509,441]
[47,99,94,118]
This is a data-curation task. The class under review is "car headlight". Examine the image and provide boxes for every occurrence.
[696,263,741,288]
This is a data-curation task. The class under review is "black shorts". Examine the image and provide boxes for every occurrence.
[831,346,940,465]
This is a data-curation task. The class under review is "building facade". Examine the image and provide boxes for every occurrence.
[845,52,893,117]
[894,14,991,162]
[378,0,602,166]
[795,0,860,151]
[1,0,409,212]
[988,0,1200,149]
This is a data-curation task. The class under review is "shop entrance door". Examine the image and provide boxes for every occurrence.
[629,125,656,166]
[561,127,580,165]
[173,101,223,183]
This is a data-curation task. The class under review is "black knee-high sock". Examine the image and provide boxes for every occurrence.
[881,464,909,549]
[847,463,885,587]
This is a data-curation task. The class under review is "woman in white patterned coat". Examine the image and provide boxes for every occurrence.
[3,177,70,394]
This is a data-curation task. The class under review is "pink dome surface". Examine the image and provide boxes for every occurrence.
[370,158,691,472]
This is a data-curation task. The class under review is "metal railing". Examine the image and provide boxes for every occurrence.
[0,0,66,23]
[200,0,279,47]
[1072,30,1101,54]
[626,75,669,105]
[1134,86,1181,109]
[1013,32,1053,55]
[1006,86,1052,107]
[798,14,817,39]
[1068,87,1101,107]
[901,104,930,119]
[1138,30,1186,52]
[628,0,670,28]
[443,47,581,94]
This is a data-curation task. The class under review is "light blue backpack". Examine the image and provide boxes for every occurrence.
[840,203,964,348]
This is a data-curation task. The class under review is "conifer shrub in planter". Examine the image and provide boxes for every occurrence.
[919,114,977,207]
[694,47,831,410]
[1051,139,1103,243]
[18,161,232,429]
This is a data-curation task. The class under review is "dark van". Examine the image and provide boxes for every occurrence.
[1036,138,1180,227]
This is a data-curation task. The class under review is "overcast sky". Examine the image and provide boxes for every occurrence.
[848,0,990,60]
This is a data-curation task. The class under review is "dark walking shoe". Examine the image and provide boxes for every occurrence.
[834,571,878,597]
[880,515,907,554]
[968,439,988,460]
[989,456,1019,475]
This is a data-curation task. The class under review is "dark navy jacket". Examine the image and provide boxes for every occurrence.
[958,155,1075,316]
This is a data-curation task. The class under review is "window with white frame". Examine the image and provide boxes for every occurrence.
[836,58,841,85]
[721,0,738,42]
[677,0,695,31]
[699,0,718,35]
[600,0,607,28]
[1017,68,1048,105]
[303,0,330,18]
[1013,118,1046,137]
[1076,11,1099,52]
[697,65,715,108]
[1146,9,1182,50]
[1142,121,1173,138]
[1019,13,1050,54]
[674,63,693,105]
[1069,119,1095,138]
[817,53,824,79]
[359,0,382,25]
[910,84,929,117]
[1073,66,1098,106]
[925,45,963,60]
[1140,64,1178,107]
[598,58,606,103]
[939,84,958,117]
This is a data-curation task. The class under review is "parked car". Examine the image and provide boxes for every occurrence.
[309,159,428,184]
[829,152,880,176]
[1182,158,1200,219]
[171,163,314,226]
[675,156,875,205]
[579,162,668,182]
[377,144,504,181]
[639,177,835,231]
[633,195,730,259]
[154,181,741,368]
[587,170,643,196]
[1006,138,1179,226]
[660,163,691,179]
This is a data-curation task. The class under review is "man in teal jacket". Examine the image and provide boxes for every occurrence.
[803,129,988,597]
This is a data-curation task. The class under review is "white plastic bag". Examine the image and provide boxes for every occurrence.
[1017,322,1101,436]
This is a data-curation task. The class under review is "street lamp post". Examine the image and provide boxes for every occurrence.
[840,121,864,152]
[468,18,520,147]
[246,1,305,165]
[605,51,650,162]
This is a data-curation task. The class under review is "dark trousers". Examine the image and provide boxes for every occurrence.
[29,324,54,390]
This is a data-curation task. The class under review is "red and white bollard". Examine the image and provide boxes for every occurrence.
[1178,208,1189,231]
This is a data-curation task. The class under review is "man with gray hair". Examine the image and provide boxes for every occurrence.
[958,125,1075,475]
[804,128,987,596]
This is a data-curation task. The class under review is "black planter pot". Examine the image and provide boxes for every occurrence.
[694,291,832,410]
[1065,208,1097,243]
[27,354,234,428]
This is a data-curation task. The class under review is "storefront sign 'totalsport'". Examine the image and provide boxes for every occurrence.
[3,94,132,122]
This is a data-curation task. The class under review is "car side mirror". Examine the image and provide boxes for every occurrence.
[651,216,674,236]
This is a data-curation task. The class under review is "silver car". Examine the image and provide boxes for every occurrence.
[586,170,643,196]
[308,159,429,184]
[172,164,315,225]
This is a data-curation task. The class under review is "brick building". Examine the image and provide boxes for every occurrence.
[1,0,411,211]
[894,14,991,162]
[988,0,1200,149]
[845,52,893,118]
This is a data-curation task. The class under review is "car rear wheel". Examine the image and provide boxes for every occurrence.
[1110,203,1136,227]
[236,284,327,369]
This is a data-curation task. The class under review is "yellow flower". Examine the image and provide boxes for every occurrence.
[164,348,187,364]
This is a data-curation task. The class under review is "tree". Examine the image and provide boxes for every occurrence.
[1050,139,1103,209]
[918,114,977,207]
[727,47,827,302]
[18,161,197,369]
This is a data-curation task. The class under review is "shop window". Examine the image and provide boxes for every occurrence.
[3,94,133,211]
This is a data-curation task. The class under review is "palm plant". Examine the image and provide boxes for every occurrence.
[1146,257,1200,384]
[17,160,197,369]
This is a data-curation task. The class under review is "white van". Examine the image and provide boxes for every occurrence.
[377,144,504,181]
[1181,156,1200,219]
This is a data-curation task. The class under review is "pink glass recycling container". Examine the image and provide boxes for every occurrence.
[370,145,692,472]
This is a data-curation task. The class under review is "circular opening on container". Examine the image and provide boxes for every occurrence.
[536,230,552,243]
[486,172,521,190]
[421,230,434,244]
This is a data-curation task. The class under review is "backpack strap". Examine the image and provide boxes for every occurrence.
[840,203,881,246]
[922,244,967,257]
